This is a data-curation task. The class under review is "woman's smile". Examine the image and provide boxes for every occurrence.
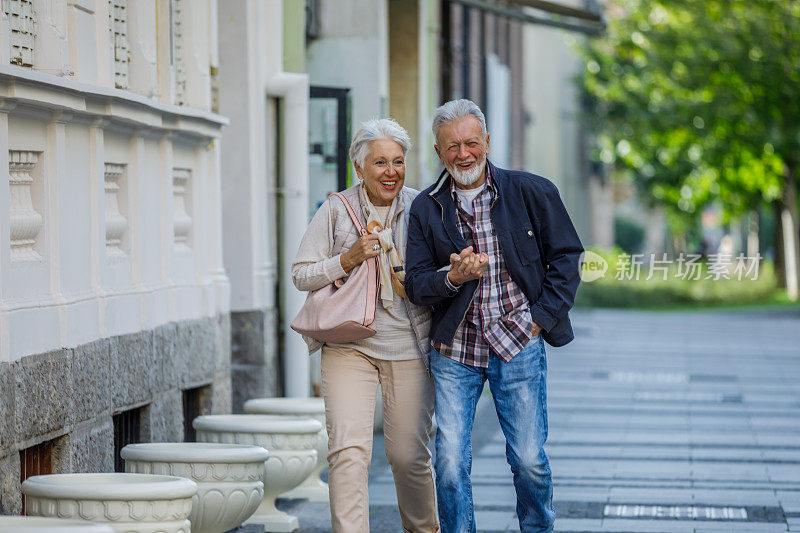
[355,136,407,206]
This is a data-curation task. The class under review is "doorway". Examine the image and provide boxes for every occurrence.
[308,86,351,220]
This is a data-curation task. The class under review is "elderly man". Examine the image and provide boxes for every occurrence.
[406,99,583,533]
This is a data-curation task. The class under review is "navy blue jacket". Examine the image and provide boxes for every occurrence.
[405,160,584,348]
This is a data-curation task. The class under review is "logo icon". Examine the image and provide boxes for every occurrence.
[580,250,608,282]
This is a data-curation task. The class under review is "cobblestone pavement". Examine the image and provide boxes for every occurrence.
[265,307,800,532]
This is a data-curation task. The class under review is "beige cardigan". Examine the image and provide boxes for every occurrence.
[291,183,432,367]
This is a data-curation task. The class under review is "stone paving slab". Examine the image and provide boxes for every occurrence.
[474,510,518,531]
[599,519,788,532]
[280,308,799,532]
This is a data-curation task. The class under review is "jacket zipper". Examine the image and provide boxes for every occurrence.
[432,193,480,334]
[490,191,505,264]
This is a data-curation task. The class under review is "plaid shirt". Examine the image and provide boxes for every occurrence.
[434,172,534,367]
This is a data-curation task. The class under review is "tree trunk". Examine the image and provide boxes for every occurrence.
[774,200,785,287]
[779,162,800,301]
[747,211,759,259]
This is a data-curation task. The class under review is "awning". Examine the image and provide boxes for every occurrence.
[448,0,605,36]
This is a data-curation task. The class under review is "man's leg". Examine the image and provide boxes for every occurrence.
[486,336,556,533]
[430,347,486,533]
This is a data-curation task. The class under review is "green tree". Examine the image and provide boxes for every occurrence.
[581,0,800,298]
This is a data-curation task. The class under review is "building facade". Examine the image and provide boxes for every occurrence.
[218,0,312,408]
[0,0,230,513]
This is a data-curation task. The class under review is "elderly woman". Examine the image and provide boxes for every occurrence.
[292,118,438,533]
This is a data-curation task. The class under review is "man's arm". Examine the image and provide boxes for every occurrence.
[528,180,584,332]
[405,204,460,306]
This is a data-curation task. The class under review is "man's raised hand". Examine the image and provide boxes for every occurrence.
[447,246,489,286]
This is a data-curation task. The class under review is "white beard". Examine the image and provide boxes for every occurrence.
[448,158,486,187]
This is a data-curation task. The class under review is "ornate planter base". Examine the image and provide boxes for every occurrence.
[280,475,328,502]
[244,498,298,532]
[0,516,114,532]
[121,443,269,533]
[193,415,321,533]
[239,448,317,530]
[243,398,329,503]
[21,473,196,533]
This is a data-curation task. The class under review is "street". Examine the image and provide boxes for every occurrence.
[275,307,800,532]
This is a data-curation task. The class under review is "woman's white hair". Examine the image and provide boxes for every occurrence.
[348,118,412,168]
[431,99,487,143]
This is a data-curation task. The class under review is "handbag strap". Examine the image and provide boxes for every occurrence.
[330,192,368,236]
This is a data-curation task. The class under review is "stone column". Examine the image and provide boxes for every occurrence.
[0,103,14,359]
[156,133,175,322]
[205,139,229,315]
[88,118,107,337]
[45,111,69,346]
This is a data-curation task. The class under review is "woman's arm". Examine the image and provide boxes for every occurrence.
[292,197,382,292]
[291,199,348,292]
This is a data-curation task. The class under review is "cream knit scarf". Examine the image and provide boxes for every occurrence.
[360,185,407,309]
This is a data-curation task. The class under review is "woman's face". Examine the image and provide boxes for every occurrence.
[355,137,406,206]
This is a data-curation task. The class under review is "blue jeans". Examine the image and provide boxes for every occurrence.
[431,336,555,533]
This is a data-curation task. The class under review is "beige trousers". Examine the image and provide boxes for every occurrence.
[321,345,439,533]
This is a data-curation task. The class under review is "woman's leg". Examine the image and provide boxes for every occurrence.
[322,346,380,533]
[378,357,439,532]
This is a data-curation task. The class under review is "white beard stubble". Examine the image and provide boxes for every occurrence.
[448,158,486,187]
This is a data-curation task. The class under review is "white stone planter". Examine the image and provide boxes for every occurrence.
[121,443,269,533]
[193,414,321,532]
[21,473,197,533]
[243,397,329,502]
[0,517,114,533]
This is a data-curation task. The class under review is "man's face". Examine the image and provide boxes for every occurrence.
[434,116,490,187]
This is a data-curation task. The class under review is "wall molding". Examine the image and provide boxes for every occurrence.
[103,162,127,259]
[8,149,43,262]
[0,64,228,141]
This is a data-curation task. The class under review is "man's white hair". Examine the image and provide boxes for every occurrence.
[348,118,412,168]
[431,99,487,144]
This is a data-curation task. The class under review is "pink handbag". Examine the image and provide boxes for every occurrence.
[290,193,379,343]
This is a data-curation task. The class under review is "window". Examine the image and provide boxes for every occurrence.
[113,406,145,472]
[169,0,185,105]
[20,439,55,514]
[182,385,211,442]
[108,0,130,88]
[3,0,35,67]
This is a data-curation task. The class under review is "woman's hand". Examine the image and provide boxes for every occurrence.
[340,234,381,273]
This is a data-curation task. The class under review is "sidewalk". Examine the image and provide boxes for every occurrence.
[274,308,800,532]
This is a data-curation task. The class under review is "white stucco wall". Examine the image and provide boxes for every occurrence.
[218,0,312,396]
[218,0,281,313]
[0,0,229,362]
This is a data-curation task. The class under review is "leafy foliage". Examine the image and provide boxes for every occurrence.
[580,0,800,225]
[614,215,645,254]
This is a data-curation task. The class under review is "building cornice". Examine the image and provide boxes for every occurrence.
[0,64,229,141]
